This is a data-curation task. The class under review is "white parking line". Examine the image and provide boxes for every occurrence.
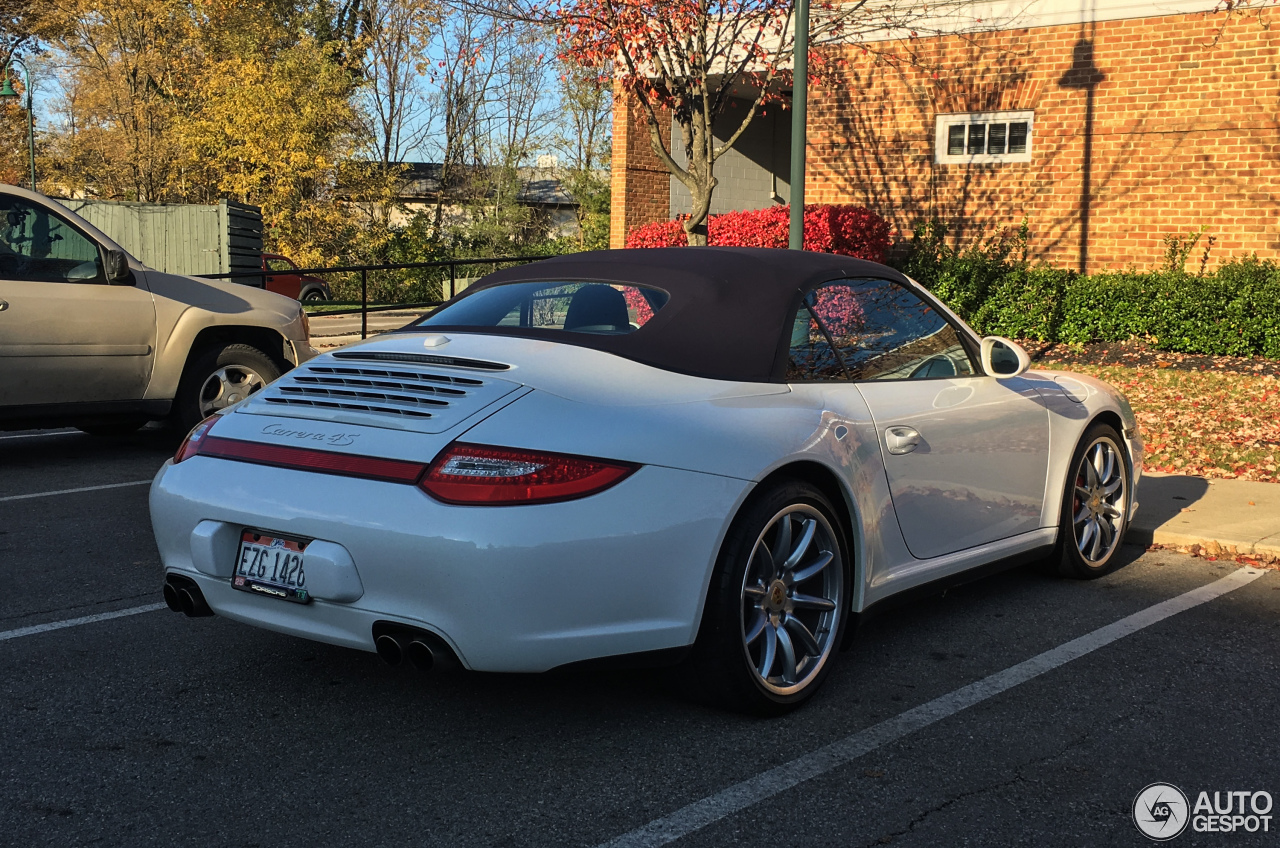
[0,603,167,643]
[0,430,77,440]
[0,480,151,503]
[598,567,1267,848]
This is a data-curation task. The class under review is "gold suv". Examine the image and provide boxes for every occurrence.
[0,185,317,434]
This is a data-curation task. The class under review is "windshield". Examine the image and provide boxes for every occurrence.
[415,281,670,336]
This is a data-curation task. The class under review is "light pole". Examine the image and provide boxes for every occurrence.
[788,0,809,250]
[0,56,37,192]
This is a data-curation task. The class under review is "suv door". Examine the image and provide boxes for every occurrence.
[0,193,157,408]
[800,277,1050,560]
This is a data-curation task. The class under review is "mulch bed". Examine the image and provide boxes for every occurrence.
[1022,338,1280,377]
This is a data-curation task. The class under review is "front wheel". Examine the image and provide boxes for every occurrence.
[685,481,849,715]
[173,343,281,432]
[1053,423,1132,579]
[301,288,328,303]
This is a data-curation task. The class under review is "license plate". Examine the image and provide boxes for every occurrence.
[233,531,310,603]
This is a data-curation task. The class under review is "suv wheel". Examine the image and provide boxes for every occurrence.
[174,343,280,432]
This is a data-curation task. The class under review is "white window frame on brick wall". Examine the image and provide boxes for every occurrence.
[934,111,1035,165]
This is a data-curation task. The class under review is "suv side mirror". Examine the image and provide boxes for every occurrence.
[980,336,1031,378]
[105,248,134,285]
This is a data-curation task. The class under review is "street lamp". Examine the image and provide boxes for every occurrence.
[788,0,809,250]
[0,56,37,192]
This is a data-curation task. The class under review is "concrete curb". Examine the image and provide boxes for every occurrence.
[1126,472,1280,559]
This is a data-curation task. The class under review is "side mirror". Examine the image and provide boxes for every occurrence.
[105,248,134,285]
[980,336,1031,378]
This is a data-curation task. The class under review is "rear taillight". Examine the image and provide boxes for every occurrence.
[174,416,218,463]
[419,443,637,505]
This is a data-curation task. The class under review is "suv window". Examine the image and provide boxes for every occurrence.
[0,196,105,284]
[792,278,975,381]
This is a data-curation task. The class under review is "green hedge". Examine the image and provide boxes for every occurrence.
[895,223,1280,359]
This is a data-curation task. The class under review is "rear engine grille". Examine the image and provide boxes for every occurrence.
[248,361,516,425]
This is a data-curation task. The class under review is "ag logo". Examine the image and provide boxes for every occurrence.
[1134,783,1190,841]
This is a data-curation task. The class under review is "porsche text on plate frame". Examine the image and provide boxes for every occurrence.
[150,247,1143,715]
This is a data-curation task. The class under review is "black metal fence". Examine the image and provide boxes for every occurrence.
[199,253,551,339]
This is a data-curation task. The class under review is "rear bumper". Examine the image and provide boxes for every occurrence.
[149,456,748,672]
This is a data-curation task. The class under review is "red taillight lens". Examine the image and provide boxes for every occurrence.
[174,415,218,463]
[419,443,638,505]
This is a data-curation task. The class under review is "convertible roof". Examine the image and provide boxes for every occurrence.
[427,247,910,383]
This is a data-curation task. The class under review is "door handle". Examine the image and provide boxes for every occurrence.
[0,300,8,311]
[885,426,921,455]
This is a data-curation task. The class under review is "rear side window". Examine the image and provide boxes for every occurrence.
[791,278,975,381]
[417,281,669,335]
[787,307,843,380]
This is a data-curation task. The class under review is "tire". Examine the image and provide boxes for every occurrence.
[76,418,148,437]
[1052,423,1132,579]
[301,288,327,303]
[173,343,281,433]
[685,481,850,716]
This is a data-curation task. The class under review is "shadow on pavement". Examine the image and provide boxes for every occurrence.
[1128,474,1210,544]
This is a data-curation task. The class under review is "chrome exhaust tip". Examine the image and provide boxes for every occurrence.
[375,634,404,667]
[164,574,214,617]
[372,622,462,672]
[405,640,435,672]
[162,581,183,613]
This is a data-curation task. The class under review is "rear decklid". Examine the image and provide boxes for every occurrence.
[214,331,786,465]
[213,342,527,463]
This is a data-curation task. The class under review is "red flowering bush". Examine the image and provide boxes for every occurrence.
[810,284,865,335]
[622,287,656,324]
[625,204,891,262]
[624,218,686,248]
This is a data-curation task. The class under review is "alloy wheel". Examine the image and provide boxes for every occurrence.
[739,505,843,696]
[1071,437,1127,566]
[198,365,267,417]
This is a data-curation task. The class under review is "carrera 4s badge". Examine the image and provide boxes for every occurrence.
[261,422,360,448]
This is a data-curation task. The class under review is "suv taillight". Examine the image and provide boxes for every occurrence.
[419,443,637,505]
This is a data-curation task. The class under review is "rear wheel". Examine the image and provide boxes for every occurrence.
[1053,423,1131,579]
[301,288,328,303]
[173,343,280,432]
[686,481,849,715]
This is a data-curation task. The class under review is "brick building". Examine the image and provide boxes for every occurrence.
[610,0,1280,273]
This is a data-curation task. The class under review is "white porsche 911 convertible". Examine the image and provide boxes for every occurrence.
[150,247,1142,714]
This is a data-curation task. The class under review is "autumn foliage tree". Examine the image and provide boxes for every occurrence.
[482,0,993,245]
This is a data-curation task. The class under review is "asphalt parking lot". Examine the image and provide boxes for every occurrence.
[2,428,1277,847]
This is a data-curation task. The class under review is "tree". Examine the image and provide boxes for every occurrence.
[41,0,197,201]
[0,0,40,186]
[554,60,611,249]
[358,0,437,168]
[422,8,502,232]
[485,0,988,244]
